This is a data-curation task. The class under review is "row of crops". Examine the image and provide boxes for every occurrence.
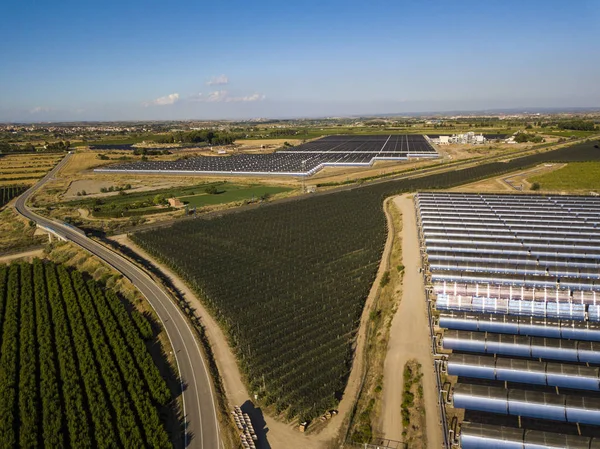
[0,185,27,208]
[0,260,174,448]
[132,140,600,421]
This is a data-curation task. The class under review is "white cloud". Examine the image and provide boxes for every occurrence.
[153,90,266,106]
[207,75,229,86]
[226,93,266,103]
[201,90,265,103]
[143,93,180,107]
[29,106,52,114]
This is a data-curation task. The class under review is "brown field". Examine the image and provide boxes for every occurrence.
[236,138,302,148]
[0,153,63,186]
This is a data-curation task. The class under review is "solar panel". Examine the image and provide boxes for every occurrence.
[95,134,439,176]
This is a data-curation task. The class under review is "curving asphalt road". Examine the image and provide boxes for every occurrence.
[15,153,221,449]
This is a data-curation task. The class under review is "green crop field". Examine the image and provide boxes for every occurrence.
[179,185,291,207]
[67,181,290,218]
[541,130,599,138]
[0,260,176,448]
[133,141,600,421]
[529,161,600,191]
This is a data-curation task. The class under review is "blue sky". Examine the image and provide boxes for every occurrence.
[1,0,599,121]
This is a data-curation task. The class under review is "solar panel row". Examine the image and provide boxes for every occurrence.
[461,422,600,449]
[454,384,600,425]
[94,134,439,176]
[449,354,600,391]
[439,311,600,341]
[416,193,600,447]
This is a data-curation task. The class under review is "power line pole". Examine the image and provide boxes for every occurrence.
[301,160,306,193]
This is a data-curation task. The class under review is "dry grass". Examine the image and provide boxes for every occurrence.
[0,207,46,253]
[401,360,426,449]
[0,153,63,186]
[60,150,115,175]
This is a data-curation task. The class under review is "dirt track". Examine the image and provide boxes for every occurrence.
[0,248,44,263]
[379,195,442,447]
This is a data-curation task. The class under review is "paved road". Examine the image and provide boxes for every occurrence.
[14,153,221,449]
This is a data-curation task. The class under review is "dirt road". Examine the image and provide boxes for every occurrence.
[0,248,44,263]
[379,195,442,447]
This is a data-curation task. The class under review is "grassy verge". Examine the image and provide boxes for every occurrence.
[528,161,600,192]
[401,360,426,449]
[346,197,404,445]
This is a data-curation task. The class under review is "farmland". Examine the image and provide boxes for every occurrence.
[0,185,27,208]
[528,161,600,192]
[0,153,63,186]
[179,184,291,207]
[0,260,175,448]
[64,181,292,219]
[132,140,600,421]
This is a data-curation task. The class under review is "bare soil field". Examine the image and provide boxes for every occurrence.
[378,195,441,447]
[63,178,196,199]
[440,141,533,161]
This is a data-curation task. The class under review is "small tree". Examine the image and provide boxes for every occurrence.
[531,182,540,191]
[205,185,218,195]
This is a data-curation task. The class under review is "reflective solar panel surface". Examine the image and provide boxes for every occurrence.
[425,194,600,444]
[95,134,439,176]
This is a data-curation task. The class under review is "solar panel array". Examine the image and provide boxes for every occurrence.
[94,134,438,176]
[416,193,600,448]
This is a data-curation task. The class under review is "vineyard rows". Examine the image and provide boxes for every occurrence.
[132,140,600,420]
[0,185,27,208]
[0,260,174,448]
